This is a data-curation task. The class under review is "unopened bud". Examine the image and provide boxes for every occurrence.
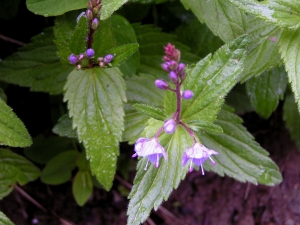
[86,48,95,58]
[169,60,177,71]
[103,54,114,63]
[78,54,85,61]
[164,119,176,134]
[69,54,77,64]
[91,18,99,30]
[162,62,170,72]
[155,79,169,90]
[182,90,194,100]
[169,71,178,83]
[177,63,185,72]
[99,62,105,67]
[97,57,103,62]
[76,64,82,70]
[88,1,93,9]
[86,9,93,21]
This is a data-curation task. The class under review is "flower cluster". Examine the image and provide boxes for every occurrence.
[133,43,218,174]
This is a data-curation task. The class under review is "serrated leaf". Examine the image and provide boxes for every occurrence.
[130,0,166,4]
[52,114,77,138]
[72,170,93,206]
[278,29,300,112]
[0,89,7,102]
[101,0,128,20]
[246,67,287,119]
[187,120,223,135]
[167,35,247,123]
[41,151,78,185]
[0,99,32,147]
[106,43,139,68]
[283,93,300,150]
[127,122,193,225]
[64,67,126,190]
[0,27,73,95]
[133,103,165,121]
[197,105,282,186]
[228,0,300,30]
[180,0,246,42]
[69,15,88,55]
[0,211,14,225]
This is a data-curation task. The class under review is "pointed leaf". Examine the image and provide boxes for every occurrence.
[0,99,32,147]
[246,67,287,119]
[100,0,128,20]
[278,29,300,112]
[226,84,253,114]
[0,211,14,225]
[72,170,93,206]
[197,105,282,186]
[64,67,126,190]
[106,43,139,68]
[0,89,7,102]
[52,114,77,138]
[283,93,300,150]
[133,104,165,121]
[187,120,223,135]
[69,15,89,55]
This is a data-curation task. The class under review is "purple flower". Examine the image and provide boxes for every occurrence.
[69,54,77,64]
[103,54,114,63]
[86,48,95,58]
[91,18,99,30]
[182,90,194,100]
[164,119,176,134]
[182,143,218,174]
[132,138,167,168]
[169,71,178,83]
[155,79,169,90]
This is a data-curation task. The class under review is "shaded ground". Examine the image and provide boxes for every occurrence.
[1,107,300,225]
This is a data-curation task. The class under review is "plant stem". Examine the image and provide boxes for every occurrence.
[87,23,95,68]
[175,81,181,123]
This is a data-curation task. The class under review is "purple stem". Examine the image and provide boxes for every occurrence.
[180,122,197,143]
[155,127,164,139]
[175,81,181,123]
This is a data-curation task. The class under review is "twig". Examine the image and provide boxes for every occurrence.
[0,34,26,46]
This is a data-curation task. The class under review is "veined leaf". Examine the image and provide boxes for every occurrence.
[133,103,165,121]
[187,120,223,135]
[101,0,128,20]
[198,105,282,186]
[72,170,93,206]
[64,67,126,190]
[283,93,300,150]
[52,114,77,138]
[180,0,246,42]
[0,88,7,102]
[226,84,253,114]
[0,27,73,95]
[246,67,287,119]
[278,29,300,112]
[127,121,193,225]
[69,15,88,55]
[0,99,32,147]
[0,211,14,225]
[107,43,139,68]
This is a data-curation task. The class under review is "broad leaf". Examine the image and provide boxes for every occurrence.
[0,99,32,147]
[198,105,282,186]
[226,84,253,114]
[72,170,93,206]
[64,67,126,190]
[0,89,7,102]
[52,114,77,138]
[278,29,300,111]
[127,121,193,225]
[246,67,287,119]
[180,0,246,42]
[0,211,14,225]
[41,151,78,185]
[133,104,165,121]
[69,15,89,55]
[107,44,139,68]
[0,27,73,95]
[101,0,128,20]
[283,93,300,150]
[187,120,223,135]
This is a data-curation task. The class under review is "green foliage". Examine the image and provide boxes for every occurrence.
[52,114,77,138]
[69,15,89,55]
[187,120,223,135]
[0,211,14,225]
[246,67,287,119]
[133,103,165,121]
[226,84,253,114]
[72,170,93,206]
[64,67,126,190]
[107,43,139,68]
[0,99,32,147]
[0,89,7,102]
[100,0,129,20]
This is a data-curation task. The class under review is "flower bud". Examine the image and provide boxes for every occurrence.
[99,62,105,67]
[182,90,194,99]
[169,71,178,83]
[88,1,93,9]
[169,60,177,71]
[78,54,85,61]
[161,62,170,72]
[164,119,176,134]
[103,54,114,63]
[76,64,82,70]
[86,9,93,21]
[97,57,103,62]
[69,54,77,64]
[177,63,185,73]
[86,48,95,58]
[91,18,99,30]
[155,79,169,90]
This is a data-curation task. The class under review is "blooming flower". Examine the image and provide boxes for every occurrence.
[182,143,218,174]
[132,138,167,168]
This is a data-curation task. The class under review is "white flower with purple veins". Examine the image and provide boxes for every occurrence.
[182,143,218,174]
[133,138,167,169]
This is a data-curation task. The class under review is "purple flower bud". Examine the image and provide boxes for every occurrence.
[86,48,95,58]
[97,57,103,62]
[78,54,85,61]
[164,119,176,134]
[99,62,105,67]
[69,54,77,64]
[162,62,170,72]
[177,63,185,73]
[169,60,177,71]
[182,90,194,99]
[155,79,169,90]
[91,18,99,30]
[76,64,81,70]
[86,9,93,21]
[169,71,178,83]
[103,54,114,63]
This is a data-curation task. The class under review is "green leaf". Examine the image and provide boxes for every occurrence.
[197,105,282,186]
[0,99,32,147]
[106,43,139,68]
[187,120,223,135]
[171,35,247,123]
[127,122,193,225]
[278,29,300,112]
[123,74,165,143]
[52,114,77,138]
[180,0,246,42]
[226,84,253,114]
[26,0,87,16]
[101,0,128,20]
[72,170,93,206]
[0,27,73,95]
[69,15,89,55]
[133,103,165,121]
[246,67,287,119]
[64,67,126,190]
[0,89,7,102]
[41,151,78,185]
[228,0,300,30]
[0,211,14,225]
[283,93,300,150]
